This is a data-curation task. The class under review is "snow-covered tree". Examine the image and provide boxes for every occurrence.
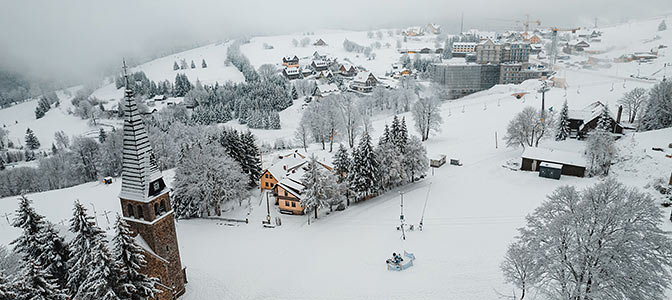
[258,64,277,81]
[555,100,570,140]
[618,87,647,123]
[349,131,379,199]
[503,180,672,300]
[38,223,69,290]
[585,126,615,177]
[25,128,41,150]
[294,123,310,152]
[596,106,612,132]
[402,135,428,182]
[98,128,107,143]
[54,131,69,150]
[11,195,45,262]
[378,125,391,146]
[68,201,120,300]
[291,86,298,100]
[412,97,443,141]
[111,216,157,300]
[173,73,192,97]
[301,156,329,219]
[239,130,262,187]
[332,144,351,181]
[375,141,405,190]
[504,106,552,148]
[339,94,363,149]
[15,261,65,300]
[640,80,672,130]
[0,271,17,300]
[173,142,248,218]
[190,60,196,69]
[659,19,667,31]
[201,59,207,68]
[173,61,179,71]
[500,241,540,300]
[292,39,298,47]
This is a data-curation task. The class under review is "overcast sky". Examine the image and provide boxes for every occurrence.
[1,0,670,85]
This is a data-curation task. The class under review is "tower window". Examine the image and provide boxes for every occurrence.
[127,204,134,218]
[137,205,144,218]
[160,200,166,213]
[154,203,159,216]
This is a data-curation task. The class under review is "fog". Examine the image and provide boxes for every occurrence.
[1,0,670,85]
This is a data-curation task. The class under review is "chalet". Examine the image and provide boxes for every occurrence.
[521,147,587,177]
[312,83,340,98]
[282,55,299,67]
[152,95,167,102]
[435,48,444,54]
[317,70,334,80]
[427,23,441,34]
[313,51,327,61]
[528,35,542,44]
[420,47,432,54]
[403,27,424,36]
[283,67,300,80]
[259,151,306,192]
[350,72,378,92]
[301,66,314,77]
[568,101,624,138]
[260,151,333,214]
[632,52,658,61]
[313,39,328,46]
[339,64,358,76]
[311,60,328,72]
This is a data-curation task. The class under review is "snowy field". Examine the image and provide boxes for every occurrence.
[1,16,672,299]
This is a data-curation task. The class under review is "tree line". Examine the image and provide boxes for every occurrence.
[0,196,157,299]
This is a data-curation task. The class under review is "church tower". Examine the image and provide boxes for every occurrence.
[118,61,186,299]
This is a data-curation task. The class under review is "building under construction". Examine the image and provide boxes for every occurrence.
[429,62,500,99]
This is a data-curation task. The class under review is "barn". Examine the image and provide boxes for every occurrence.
[521,147,586,177]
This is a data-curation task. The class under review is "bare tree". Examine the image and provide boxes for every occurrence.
[339,94,363,148]
[503,180,672,300]
[294,122,310,152]
[618,87,648,123]
[300,37,311,47]
[412,97,443,141]
[504,106,552,148]
[501,242,540,300]
[257,64,278,80]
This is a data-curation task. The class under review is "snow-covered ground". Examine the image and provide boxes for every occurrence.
[1,16,671,299]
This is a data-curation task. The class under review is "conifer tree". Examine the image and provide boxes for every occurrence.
[349,131,379,199]
[67,201,120,298]
[301,156,329,219]
[390,115,400,142]
[555,100,570,140]
[35,105,46,119]
[597,106,612,132]
[0,271,17,300]
[98,128,107,143]
[0,154,4,170]
[396,117,409,153]
[39,223,69,290]
[25,128,41,150]
[332,144,351,181]
[11,196,45,263]
[240,131,262,187]
[111,216,157,300]
[173,61,179,71]
[379,124,391,146]
[15,261,65,300]
[190,60,196,69]
[659,20,667,31]
[201,59,207,68]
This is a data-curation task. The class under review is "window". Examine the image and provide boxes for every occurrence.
[265,173,268,178]
[291,202,296,207]
[160,200,166,213]
[127,204,134,218]
[137,205,144,218]
[284,190,288,197]
[154,203,159,216]
[153,181,160,191]
[265,182,269,187]
[285,201,290,206]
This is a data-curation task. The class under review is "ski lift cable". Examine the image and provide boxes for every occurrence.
[419,182,432,228]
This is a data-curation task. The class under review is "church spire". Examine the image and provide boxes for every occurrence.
[119,60,165,202]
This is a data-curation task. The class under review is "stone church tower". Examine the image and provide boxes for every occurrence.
[118,61,186,299]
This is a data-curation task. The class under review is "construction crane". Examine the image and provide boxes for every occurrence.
[549,26,581,70]
[522,14,541,34]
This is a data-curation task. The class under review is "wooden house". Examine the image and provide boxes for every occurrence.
[568,101,624,138]
[312,83,340,98]
[282,55,299,67]
[301,66,314,77]
[528,35,542,44]
[339,64,358,76]
[260,151,306,192]
[317,70,334,80]
[419,47,432,54]
[427,23,441,35]
[350,72,378,93]
[275,177,305,215]
[313,39,328,46]
[283,67,300,80]
[313,51,327,61]
[521,147,586,177]
[311,60,328,72]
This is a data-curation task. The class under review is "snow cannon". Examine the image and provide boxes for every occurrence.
[386,251,416,271]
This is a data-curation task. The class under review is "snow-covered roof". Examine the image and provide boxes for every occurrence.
[521,147,586,168]
[277,178,304,200]
[312,60,327,67]
[284,67,300,75]
[134,234,168,263]
[316,83,339,94]
[353,72,375,83]
[266,154,307,180]
[540,162,563,169]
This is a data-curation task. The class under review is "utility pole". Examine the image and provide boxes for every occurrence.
[265,192,271,224]
[2,213,10,225]
[538,80,550,124]
[90,203,98,226]
[400,191,406,240]
[494,131,498,149]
